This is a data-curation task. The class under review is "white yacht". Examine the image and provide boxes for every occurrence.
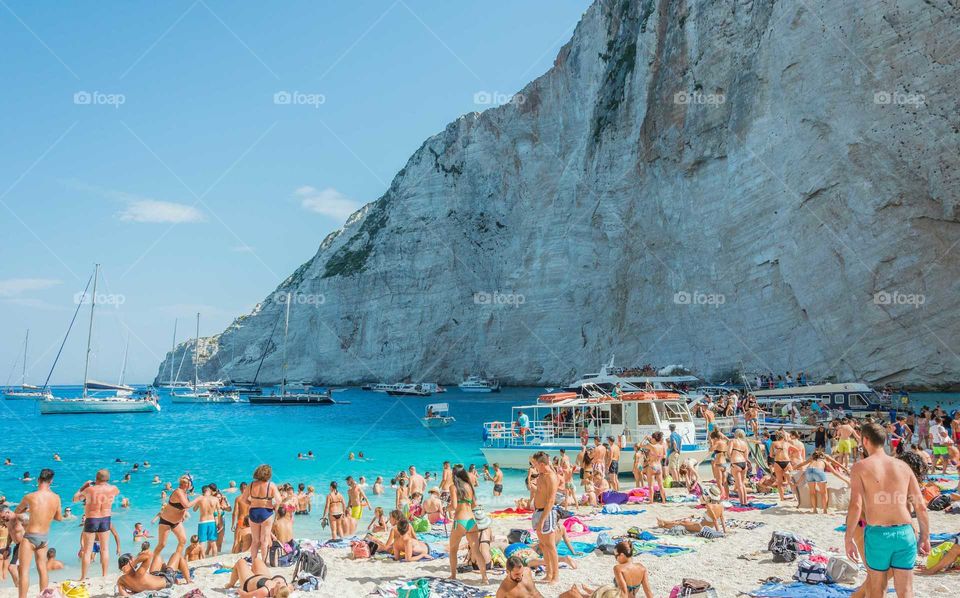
[481,384,707,470]
[4,330,53,400]
[41,265,160,415]
[386,383,432,397]
[458,375,500,393]
[171,314,240,403]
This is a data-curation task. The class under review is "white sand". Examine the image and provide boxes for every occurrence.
[2,496,955,597]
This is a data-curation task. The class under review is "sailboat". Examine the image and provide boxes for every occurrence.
[170,313,240,403]
[4,330,53,400]
[40,265,160,415]
[157,320,190,389]
[249,292,334,405]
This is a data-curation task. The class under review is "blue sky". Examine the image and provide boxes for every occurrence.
[0,0,591,384]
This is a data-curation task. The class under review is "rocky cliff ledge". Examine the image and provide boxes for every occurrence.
[157,0,960,389]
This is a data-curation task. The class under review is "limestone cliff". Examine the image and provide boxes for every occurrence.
[157,0,960,388]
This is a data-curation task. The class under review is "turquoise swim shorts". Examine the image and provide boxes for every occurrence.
[864,524,917,571]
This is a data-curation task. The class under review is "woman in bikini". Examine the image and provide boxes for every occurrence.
[631,443,644,489]
[729,430,751,506]
[794,449,848,513]
[242,464,280,562]
[224,556,291,598]
[152,474,199,579]
[612,540,653,598]
[708,429,730,500]
[769,431,791,501]
[656,490,727,537]
[447,466,486,584]
[321,481,346,541]
[394,477,410,519]
[640,433,667,504]
[392,518,430,562]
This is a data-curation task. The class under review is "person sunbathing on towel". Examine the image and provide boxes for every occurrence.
[656,490,726,536]
[918,534,960,575]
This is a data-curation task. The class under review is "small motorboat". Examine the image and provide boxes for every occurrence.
[421,402,455,427]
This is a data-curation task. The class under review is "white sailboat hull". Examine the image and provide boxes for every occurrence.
[40,398,160,414]
[170,392,240,403]
[4,391,52,400]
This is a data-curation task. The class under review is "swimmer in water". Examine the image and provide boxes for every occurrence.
[152,476,161,484]
[348,453,355,461]
[52,454,61,462]
[3,458,12,466]
[21,472,32,483]
[225,481,238,494]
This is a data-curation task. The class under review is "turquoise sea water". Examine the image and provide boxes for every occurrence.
[0,386,540,581]
[2,387,957,583]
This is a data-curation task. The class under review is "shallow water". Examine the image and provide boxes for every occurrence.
[0,386,538,579]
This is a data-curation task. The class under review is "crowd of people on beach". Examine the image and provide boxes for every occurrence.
[1,393,959,597]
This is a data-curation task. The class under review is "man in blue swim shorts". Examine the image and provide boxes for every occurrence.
[845,423,930,597]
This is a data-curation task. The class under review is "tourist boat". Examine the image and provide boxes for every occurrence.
[564,357,701,396]
[249,292,335,406]
[4,330,53,400]
[40,265,160,415]
[480,383,709,470]
[459,375,500,392]
[750,382,893,414]
[366,383,399,393]
[386,383,432,397]
[421,402,455,427]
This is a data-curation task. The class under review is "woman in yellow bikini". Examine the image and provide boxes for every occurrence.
[446,466,487,584]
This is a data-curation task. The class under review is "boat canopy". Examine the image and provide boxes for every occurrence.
[426,403,449,414]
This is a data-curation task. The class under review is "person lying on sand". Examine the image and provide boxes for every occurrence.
[116,550,190,596]
[392,519,430,562]
[657,490,726,536]
[223,555,292,598]
[918,535,960,575]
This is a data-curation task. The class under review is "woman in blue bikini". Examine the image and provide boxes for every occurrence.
[613,540,653,597]
[446,466,487,584]
[241,464,280,562]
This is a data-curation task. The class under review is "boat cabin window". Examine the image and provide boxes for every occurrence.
[834,394,845,406]
[820,394,831,403]
[610,404,623,425]
[849,393,868,409]
[656,402,689,423]
[636,403,657,426]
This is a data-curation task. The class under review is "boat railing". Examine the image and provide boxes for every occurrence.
[483,420,584,448]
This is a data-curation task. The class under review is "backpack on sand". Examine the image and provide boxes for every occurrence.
[794,559,832,585]
[292,548,328,581]
[826,556,858,584]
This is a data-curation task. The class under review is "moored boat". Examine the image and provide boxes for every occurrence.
[459,375,500,393]
[421,402,455,427]
[386,383,432,397]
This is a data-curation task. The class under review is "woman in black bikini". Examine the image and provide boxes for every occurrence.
[241,464,280,562]
[769,431,791,502]
[729,430,751,506]
[225,555,291,598]
[321,481,346,541]
[708,430,730,500]
[152,474,200,579]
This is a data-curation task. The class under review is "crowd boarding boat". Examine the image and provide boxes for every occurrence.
[4,331,53,400]
[249,293,335,406]
[421,402,455,427]
[41,265,160,415]
[481,384,708,470]
[459,375,500,393]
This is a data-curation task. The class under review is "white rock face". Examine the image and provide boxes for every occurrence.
[158,0,960,388]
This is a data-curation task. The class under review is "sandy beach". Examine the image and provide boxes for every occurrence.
[3,488,955,598]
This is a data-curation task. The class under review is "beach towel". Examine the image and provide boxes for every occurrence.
[727,519,766,530]
[600,509,646,516]
[630,540,693,557]
[378,577,489,598]
[562,516,591,535]
[490,507,533,517]
[556,541,595,557]
[600,491,629,505]
[744,581,866,597]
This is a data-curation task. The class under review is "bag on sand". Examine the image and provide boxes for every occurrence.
[60,582,89,598]
[507,529,531,544]
[680,578,712,595]
[794,559,832,584]
[768,531,798,563]
[292,548,328,580]
[928,494,951,511]
[827,555,858,584]
[351,540,371,559]
[412,516,430,533]
[397,578,431,598]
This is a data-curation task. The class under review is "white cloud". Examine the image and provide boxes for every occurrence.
[0,278,61,297]
[118,199,206,223]
[64,180,205,224]
[295,186,361,220]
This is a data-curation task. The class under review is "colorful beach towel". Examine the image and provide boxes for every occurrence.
[630,540,693,557]
[556,541,595,557]
[743,581,888,597]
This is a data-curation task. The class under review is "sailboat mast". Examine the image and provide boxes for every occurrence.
[282,292,290,396]
[81,264,99,399]
[168,319,178,384]
[119,335,130,386]
[194,312,200,392]
[22,329,29,385]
